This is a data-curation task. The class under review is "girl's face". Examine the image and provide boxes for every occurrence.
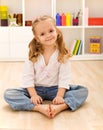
[35,19,57,47]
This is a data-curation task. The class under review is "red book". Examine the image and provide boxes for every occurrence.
[88,18,103,25]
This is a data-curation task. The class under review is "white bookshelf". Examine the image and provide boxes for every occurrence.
[0,0,103,61]
[84,0,103,60]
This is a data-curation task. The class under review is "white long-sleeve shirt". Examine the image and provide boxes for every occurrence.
[22,49,71,89]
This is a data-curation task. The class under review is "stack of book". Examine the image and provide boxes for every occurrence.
[89,36,101,54]
[70,39,82,55]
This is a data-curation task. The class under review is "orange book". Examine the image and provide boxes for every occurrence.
[88,18,103,25]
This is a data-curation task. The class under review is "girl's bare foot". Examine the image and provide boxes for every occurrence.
[33,104,52,118]
[50,103,69,118]
[32,103,69,118]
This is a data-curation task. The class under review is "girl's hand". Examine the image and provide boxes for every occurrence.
[30,94,43,105]
[52,96,64,105]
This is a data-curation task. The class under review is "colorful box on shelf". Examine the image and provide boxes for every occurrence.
[88,18,103,26]
[0,6,8,26]
[90,45,101,54]
[0,6,8,19]
[89,36,101,54]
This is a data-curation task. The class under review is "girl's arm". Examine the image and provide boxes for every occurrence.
[26,87,37,97]
[52,59,71,104]
[58,59,71,90]
[52,88,66,104]
[27,87,43,105]
[22,60,42,105]
[22,60,35,88]
[56,87,66,97]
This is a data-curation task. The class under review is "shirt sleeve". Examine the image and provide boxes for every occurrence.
[21,60,35,88]
[58,59,71,89]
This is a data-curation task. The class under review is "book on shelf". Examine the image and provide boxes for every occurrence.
[73,39,81,55]
[70,39,82,55]
[88,18,103,26]
[77,40,83,55]
[70,39,77,54]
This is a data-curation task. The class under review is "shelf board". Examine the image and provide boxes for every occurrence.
[85,26,103,28]
[57,26,83,29]
[0,54,103,61]
[70,54,103,60]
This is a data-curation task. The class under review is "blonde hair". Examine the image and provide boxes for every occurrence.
[28,15,71,63]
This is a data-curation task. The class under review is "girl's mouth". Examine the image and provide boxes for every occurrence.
[46,38,53,41]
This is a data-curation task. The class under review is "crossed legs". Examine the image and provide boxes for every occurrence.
[4,85,88,118]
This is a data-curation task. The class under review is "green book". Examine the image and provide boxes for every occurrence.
[73,40,81,55]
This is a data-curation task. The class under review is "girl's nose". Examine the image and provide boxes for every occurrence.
[46,33,51,37]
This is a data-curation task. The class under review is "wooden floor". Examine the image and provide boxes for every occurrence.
[0,60,103,130]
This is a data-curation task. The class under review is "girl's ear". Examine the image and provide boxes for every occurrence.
[57,33,61,39]
[56,28,61,39]
[35,36,40,42]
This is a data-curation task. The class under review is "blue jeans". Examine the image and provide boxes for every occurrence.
[4,85,88,111]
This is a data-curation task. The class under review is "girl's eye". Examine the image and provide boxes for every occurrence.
[49,29,54,33]
[40,33,45,36]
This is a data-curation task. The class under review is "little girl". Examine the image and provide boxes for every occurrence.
[4,15,88,118]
